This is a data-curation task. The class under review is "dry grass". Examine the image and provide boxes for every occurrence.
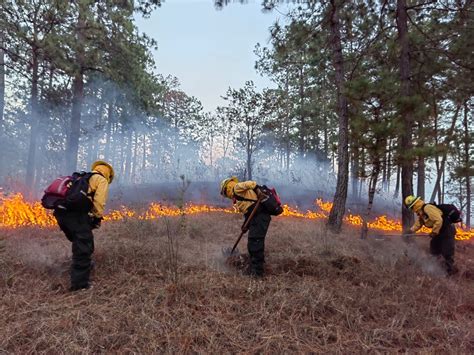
[1,213,473,353]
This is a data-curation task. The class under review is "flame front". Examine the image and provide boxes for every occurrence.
[1,193,472,240]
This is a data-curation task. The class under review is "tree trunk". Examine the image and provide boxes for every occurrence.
[110,122,117,171]
[361,105,385,239]
[327,0,350,233]
[382,149,388,192]
[0,32,5,182]
[124,129,132,183]
[285,114,291,177]
[393,165,401,198]
[361,159,381,239]
[104,99,113,160]
[431,95,442,202]
[359,148,365,199]
[351,147,359,199]
[67,72,83,172]
[247,150,252,180]
[323,112,329,157]
[89,93,105,167]
[119,128,126,182]
[25,48,40,190]
[0,32,4,133]
[298,65,305,154]
[441,170,445,203]
[429,106,460,202]
[88,134,97,168]
[142,133,147,176]
[131,131,139,184]
[417,156,425,200]
[416,122,425,199]
[34,133,45,192]
[209,134,214,168]
[386,142,392,192]
[463,101,471,228]
[66,3,86,172]
[396,0,414,231]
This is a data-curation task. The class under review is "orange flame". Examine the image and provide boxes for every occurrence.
[0,192,472,240]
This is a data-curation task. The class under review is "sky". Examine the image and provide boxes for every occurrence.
[134,0,290,112]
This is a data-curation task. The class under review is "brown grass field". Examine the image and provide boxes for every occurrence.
[1,213,473,353]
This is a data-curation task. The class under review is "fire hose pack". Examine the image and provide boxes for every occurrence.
[41,172,98,212]
[234,185,284,216]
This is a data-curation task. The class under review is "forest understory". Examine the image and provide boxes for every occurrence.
[1,213,473,353]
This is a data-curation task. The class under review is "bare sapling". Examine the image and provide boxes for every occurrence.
[163,175,191,283]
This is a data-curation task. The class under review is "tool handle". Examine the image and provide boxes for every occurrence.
[230,231,245,255]
[230,197,263,255]
[378,233,429,237]
[241,197,262,231]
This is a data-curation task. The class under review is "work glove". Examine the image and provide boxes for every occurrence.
[254,185,262,197]
[90,216,103,229]
[255,185,268,200]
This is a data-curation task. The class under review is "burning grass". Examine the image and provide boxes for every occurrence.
[1,192,473,240]
[1,213,473,353]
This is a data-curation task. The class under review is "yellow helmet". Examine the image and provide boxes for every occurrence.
[91,160,115,184]
[220,176,238,197]
[404,195,420,209]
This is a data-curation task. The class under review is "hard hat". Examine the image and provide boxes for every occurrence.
[404,195,420,209]
[220,176,238,197]
[91,160,115,183]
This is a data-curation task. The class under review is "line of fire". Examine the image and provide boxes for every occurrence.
[1,192,472,241]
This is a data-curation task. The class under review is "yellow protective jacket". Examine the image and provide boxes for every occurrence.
[232,180,258,214]
[411,199,443,235]
[88,164,112,218]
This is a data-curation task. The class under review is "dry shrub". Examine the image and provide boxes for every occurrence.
[1,213,473,353]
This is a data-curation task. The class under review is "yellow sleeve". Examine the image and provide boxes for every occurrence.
[424,204,443,235]
[411,216,423,232]
[233,181,257,194]
[89,174,109,218]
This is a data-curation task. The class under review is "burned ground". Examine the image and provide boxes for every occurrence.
[1,213,473,353]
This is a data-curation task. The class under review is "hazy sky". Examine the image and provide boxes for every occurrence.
[134,0,289,112]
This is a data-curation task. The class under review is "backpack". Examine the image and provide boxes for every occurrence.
[261,185,284,216]
[41,172,97,212]
[234,184,284,216]
[423,202,462,224]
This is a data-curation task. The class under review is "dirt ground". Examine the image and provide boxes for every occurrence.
[1,213,473,353]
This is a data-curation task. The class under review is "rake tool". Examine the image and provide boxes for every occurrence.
[222,196,263,257]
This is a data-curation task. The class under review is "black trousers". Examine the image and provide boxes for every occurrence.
[430,222,456,274]
[245,209,271,276]
[54,210,94,289]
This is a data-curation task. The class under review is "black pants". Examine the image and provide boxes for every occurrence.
[430,222,456,274]
[54,210,94,289]
[245,209,271,276]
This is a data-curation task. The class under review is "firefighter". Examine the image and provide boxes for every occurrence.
[54,160,114,291]
[405,195,458,275]
[220,176,271,278]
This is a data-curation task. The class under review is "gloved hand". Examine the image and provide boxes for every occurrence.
[255,185,268,200]
[90,216,102,229]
